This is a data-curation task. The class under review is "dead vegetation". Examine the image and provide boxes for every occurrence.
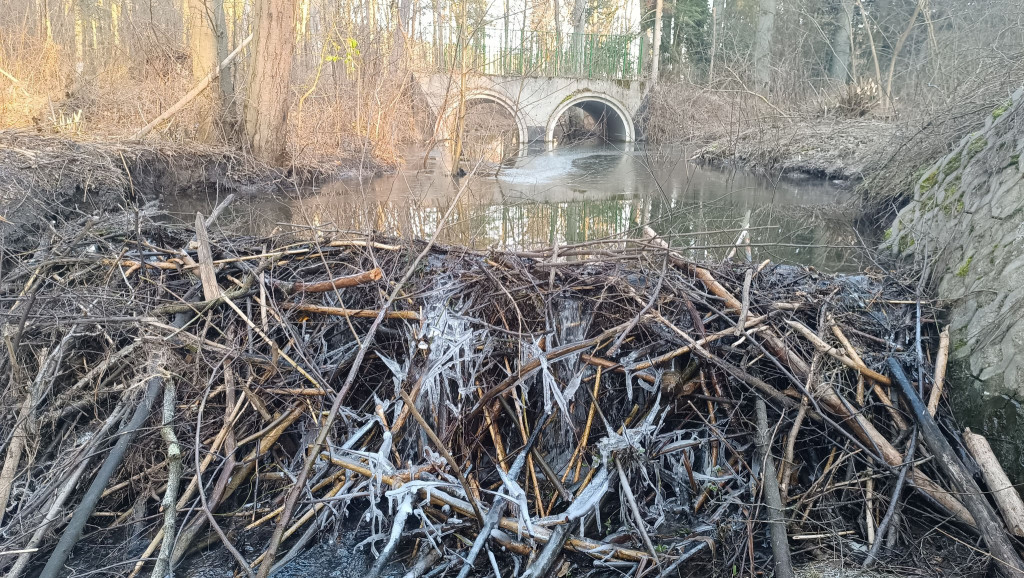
[1,200,1023,577]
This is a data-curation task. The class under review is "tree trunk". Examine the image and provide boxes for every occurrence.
[752,0,775,92]
[243,0,297,165]
[189,0,220,141]
[829,0,854,82]
[570,0,586,74]
[552,0,561,45]
[651,0,663,82]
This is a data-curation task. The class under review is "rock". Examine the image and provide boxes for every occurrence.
[884,85,1024,467]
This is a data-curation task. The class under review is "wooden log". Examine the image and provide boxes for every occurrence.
[964,428,1024,538]
[275,268,382,295]
[131,33,253,140]
[277,302,418,320]
[889,360,1024,578]
[755,399,795,578]
[928,327,950,416]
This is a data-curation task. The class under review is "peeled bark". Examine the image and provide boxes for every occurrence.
[243,0,297,165]
[964,429,1024,538]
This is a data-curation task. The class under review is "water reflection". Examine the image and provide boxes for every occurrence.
[165,143,874,272]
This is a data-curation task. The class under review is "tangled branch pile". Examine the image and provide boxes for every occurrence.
[0,209,1018,577]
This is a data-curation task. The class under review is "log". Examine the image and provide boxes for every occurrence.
[755,399,795,578]
[131,34,253,140]
[889,359,1024,578]
[964,428,1024,538]
[275,268,383,295]
[928,327,950,416]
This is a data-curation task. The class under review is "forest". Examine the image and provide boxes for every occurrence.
[3,1,1024,577]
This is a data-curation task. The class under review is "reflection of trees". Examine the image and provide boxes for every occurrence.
[286,189,869,271]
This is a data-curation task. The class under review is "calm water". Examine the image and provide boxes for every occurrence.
[165,143,874,272]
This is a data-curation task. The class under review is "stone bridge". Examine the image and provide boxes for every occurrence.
[412,28,648,145]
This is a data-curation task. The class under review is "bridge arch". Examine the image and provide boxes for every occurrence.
[545,92,635,144]
[440,89,530,149]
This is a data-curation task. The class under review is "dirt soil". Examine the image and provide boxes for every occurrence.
[692,118,901,182]
[0,130,391,252]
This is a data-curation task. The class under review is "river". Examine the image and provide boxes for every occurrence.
[164,143,875,272]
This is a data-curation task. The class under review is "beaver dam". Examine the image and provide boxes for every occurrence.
[3,204,1024,578]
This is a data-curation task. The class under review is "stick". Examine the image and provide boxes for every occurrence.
[888,359,1024,578]
[4,396,130,578]
[38,370,165,578]
[830,322,907,429]
[193,213,220,301]
[755,399,795,578]
[275,268,383,295]
[277,302,419,320]
[863,429,916,568]
[399,389,485,524]
[643,226,810,377]
[964,429,1024,537]
[928,327,950,416]
[616,459,660,564]
[131,34,253,140]
[455,409,550,578]
[151,370,181,578]
[787,320,891,385]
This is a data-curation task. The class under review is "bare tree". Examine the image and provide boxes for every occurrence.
[243,0,297,164]
[829,0,854,82]
[753,0,775,91]
[188,0,220,141]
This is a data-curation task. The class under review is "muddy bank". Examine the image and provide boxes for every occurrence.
[0,130,391,250]
[691,118,900,182]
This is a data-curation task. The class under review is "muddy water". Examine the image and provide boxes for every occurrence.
[164,143,875,272]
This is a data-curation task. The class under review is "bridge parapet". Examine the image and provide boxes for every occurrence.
[413,28,645,81]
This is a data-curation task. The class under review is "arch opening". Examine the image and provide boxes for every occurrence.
[461,98,522,163]
[546,94,634,145]
[440,92,529,166]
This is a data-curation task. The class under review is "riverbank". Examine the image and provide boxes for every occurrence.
[645,82,1017,217]
[0,130,392,247]
[691,117,899,182]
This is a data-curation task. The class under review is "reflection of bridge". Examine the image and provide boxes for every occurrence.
[413,28,648,145]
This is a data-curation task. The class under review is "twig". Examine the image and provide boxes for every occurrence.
[616,458,660,565]
[151,368,181,578]
[39,368,165,578]
[864,429,917,568]
[888,359,1024,577]
[400,389,485,524]
[754,399,794,578]
[928,326,950,416]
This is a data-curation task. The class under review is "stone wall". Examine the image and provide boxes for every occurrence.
[886,86,1024,396]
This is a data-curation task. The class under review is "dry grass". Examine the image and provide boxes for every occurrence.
[0,31,413,171]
